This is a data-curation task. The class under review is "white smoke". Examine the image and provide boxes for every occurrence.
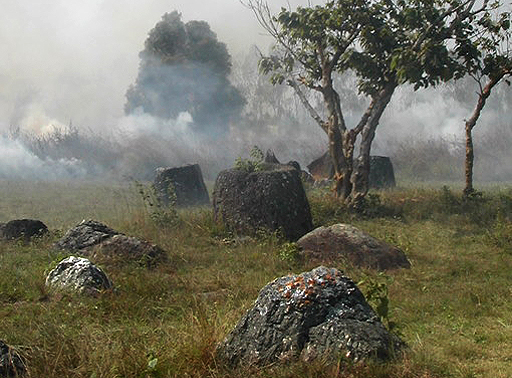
[0,136,88,180]
[117,109,194,140]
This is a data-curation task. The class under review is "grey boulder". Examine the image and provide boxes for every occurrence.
[54,220,119,251]
[154,164,210,207]
[54,220,167,267]
[0,219,48,241]
[45,256,112,295]
[297,224,411,270]
[213,167,313,241]
[89,235,167,267]
[216,266,402,366]
[307,152,396,189]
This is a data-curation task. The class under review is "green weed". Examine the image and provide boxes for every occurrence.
[234,146,265,173]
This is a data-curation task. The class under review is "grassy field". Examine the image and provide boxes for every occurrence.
[2,179,512,377]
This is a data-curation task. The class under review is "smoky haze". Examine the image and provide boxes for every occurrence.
[0,0,316,132]
[0,0,510,182]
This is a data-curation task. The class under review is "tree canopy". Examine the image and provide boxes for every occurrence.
[454,3,511,196]
[125,11,245,135]
[248,0,508,205]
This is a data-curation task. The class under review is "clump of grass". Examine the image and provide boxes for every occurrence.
[133,180,179,227]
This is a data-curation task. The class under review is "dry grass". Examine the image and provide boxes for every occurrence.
[2,180,512,377]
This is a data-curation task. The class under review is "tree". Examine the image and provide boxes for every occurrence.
[247,0,499,206]
[457,6,511,197]
[125,11,245,135]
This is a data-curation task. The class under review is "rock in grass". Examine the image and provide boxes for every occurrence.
[45,256,112,296]
[369,156,396,189]
[297,224,410,271]
[307,152,396,189]
[154,164,210,207]
[89,235,167,267]
[213,167,313,241]
[54,219,120,251]
[0,219,48,241]
[54,220,168,267]
[0,341,26,377]
[216,266,402,366]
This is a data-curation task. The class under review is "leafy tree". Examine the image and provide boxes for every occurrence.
[456,5,511,197]
[125,11,245,135]
[247,0,502,206]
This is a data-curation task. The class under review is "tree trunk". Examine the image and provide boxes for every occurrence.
[464,121,475,197]
[350,82,396,208]
[463,74,503,197]
[287,76,351,199]
[328,123,352,199]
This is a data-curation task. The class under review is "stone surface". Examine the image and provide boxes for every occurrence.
[54,220,167,267]
[213,167,313,241]
[45,256,113,295]
[307,151,334,181]
[369,156,396,189]
[89,234,167,266]
[0,219,48,241]
[264,149,281,164]
[54,220,119,251]
[217,266,402,366]
[154,164,210,207]
[0,341,26,377]
[307,152,396,188]
[297,224,410,270]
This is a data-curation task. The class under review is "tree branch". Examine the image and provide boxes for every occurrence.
[287,78,327,132]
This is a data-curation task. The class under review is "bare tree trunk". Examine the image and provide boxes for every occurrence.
[463,74,503,197]
[328,122,352,199]
[350,82,396,207]
[464,121,475,196]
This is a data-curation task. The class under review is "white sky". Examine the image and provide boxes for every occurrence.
[0,0,318,133]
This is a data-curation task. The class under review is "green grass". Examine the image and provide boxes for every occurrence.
[2,180,512,377]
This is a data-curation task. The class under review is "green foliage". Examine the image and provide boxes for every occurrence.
[258,0,499,96]
[277,242,301,263]
[359,273,394,330]
[234,145,265,173]
[133,180,179,227]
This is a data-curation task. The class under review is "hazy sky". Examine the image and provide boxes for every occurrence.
[0,0,318,133]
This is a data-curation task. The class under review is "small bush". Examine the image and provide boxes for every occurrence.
[234,146,264,173]
[133,181,179,227]
[277,242,301,262]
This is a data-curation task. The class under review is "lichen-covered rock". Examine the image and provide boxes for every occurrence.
[297,224,410,270]
[0,341,26,377]
[89,235,167,266]
[45,256,112,295]
[0,219,48,241]
[217,266,402,366]
[54,220,120,251]
[154,164,210,207]
[213,167,313,241]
